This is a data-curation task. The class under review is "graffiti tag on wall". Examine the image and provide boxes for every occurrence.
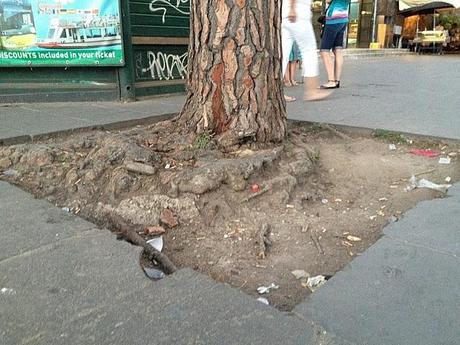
[149,0,190,24]
[136,50,188,81]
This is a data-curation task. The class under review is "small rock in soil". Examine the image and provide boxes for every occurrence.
[160,208,178,228]
[19,148,54,168]
[287,159,314,178]
[257,283,279,294]
[251,184,260,193]
[109,169,135,195]
[101,195,198,228]
[291,270,310,280]
[124,161,157,175]
[389,215,399,223]
[306,275,326,292]
[145,225,166,235]
[0,158,12,170]
[347,235,362,242]
[125,144,160,163]
[143,267,165,280]
[2,169,19,177]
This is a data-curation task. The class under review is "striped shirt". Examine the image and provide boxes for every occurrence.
[326,0,350,25]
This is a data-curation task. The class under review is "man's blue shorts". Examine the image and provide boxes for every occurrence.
[320,23,347,51]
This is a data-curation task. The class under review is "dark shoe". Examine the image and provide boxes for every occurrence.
[335,80,341,88]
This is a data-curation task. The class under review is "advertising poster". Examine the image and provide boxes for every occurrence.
[0,0,124,66]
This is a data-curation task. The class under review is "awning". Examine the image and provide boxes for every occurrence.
[399,0,460,11]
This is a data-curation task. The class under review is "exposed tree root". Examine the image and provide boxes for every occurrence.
[105,213,177,274]
[256,223,272,259]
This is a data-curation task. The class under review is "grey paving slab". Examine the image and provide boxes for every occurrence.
[0,127,25,140]
[294,183,460,345]
[0,182,336,345]
[0,112,91,136]
[383,183,460,257]
[1,254,321,345]
[0,182,95,261]
[287,55,460,140]
[0,229,149,345]
[294,237,460,345]
[0,234,322,345]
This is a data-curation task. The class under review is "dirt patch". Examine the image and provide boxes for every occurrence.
[1,120,459,311]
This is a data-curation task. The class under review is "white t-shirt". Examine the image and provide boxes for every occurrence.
[282,0,312,20]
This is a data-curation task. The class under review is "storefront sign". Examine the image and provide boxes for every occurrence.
[0,0,124,66]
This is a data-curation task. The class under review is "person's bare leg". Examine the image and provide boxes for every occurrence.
[320,50,336,87]
[293,21,332,101]
[284,62,292,86]
[304,76,332,101]
[281,24,295,100]
[334,48,344,85]
[289,61,298,85]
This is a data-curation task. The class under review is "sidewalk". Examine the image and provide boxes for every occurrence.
[0,97,183,144]
[1,180,459,344]
[1,54,460,344]
[0,181,348,345]
[1,55,460,144]
[294,183,460,345]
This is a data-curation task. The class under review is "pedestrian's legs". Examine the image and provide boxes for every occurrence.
[281,24,294,83]
[320,50,336,82]
[284,62,293,86]
[293,20,332,101]
[289,61,298,85]
[292,20,318,77]
[333,48,344,84]
[281,23,296,101]
[330,23,347,87]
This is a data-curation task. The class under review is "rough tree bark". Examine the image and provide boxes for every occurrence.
[178,0,287,148]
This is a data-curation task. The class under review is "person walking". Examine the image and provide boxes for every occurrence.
[284,41,302,87]
[282,0,332,101]
[320,0,351,89]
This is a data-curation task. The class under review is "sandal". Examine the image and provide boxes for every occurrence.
[284,94,296,102]
[320,80,339,89]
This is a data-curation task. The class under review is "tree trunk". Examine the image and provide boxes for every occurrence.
[178,0,287,148]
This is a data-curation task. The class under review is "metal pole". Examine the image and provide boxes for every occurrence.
[371,0,378,42]
[118,0,136,102]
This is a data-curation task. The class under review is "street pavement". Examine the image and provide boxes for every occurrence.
[0,182,348,345]
[1,54,460,344]
[0,98,182,144]
[1,55,460,144]
[294,183,460,345]
[287,54,460,140]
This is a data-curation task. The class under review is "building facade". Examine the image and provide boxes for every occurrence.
[0,0,406,104]
[0,0,190,103]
